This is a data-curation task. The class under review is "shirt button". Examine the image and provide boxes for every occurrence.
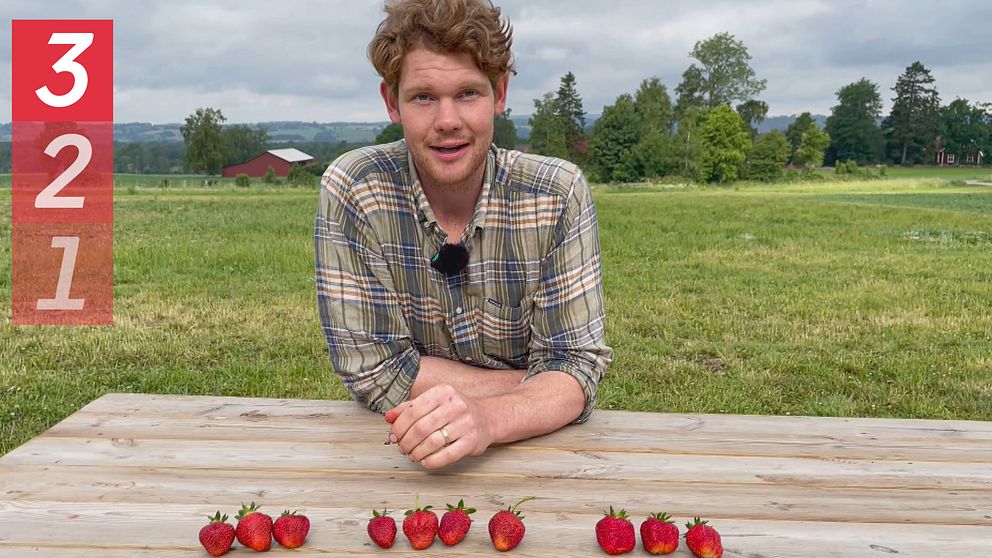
[455,306,463,314]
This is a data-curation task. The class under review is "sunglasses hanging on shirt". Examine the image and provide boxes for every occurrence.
[430,243,469,276]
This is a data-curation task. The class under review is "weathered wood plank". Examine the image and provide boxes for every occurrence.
[6,434,992,491]
[1,463,988,526]
[3,393,991,558]
[0,501,989,558]
[52,394,992,463]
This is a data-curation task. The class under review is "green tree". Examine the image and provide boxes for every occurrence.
[795,122,831,170]
[180,107,227,175]
[700,105,752,183]
[825,79,884,165]
[493,109,518,149]
[672,108,705,181]
[287,164,316,186]
[0,141,12,173]
[630,128,672,179]
[675,65,706,119]
[687,32,767,109]
[939,99,991,163]
[590,94,641,182]
[785,112,816,163]
[747,130,790,181]
[554,72,587,161]
[736,99,768,138]
[223,124,269,166]
[528,92,570,160]
[263,166,277,184]
[884,61,941,165]
[633,77,673,135]
[375,123,404,144]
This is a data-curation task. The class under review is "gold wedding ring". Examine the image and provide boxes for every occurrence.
[440,427,451,446]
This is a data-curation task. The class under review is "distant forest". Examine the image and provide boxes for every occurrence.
[0,114,817,175]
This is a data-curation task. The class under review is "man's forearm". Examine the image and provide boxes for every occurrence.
[410,356,526,400]
[479,371,586,445]
[408,357,588,447]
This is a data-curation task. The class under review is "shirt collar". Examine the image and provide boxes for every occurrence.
[407,143,497,241]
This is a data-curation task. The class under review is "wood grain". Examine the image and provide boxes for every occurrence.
[1,393,990,557]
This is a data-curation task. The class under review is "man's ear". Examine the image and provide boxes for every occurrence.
[494,72,509,116]
[380,81,402,124]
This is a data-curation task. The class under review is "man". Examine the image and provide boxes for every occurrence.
[315,0,611,469]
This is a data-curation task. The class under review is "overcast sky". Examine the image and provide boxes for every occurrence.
[3,0,991,124]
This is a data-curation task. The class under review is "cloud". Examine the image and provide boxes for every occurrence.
[2,0,990,123]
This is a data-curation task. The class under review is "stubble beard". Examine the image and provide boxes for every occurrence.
[414,139,487,193]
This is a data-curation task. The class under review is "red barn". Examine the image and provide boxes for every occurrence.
[222,148,314,178]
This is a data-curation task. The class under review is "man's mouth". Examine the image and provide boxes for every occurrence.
[431,143,469,154]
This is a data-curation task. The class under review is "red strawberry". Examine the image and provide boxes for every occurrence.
[641,512,679,555]
[685,517,723,558]
[596,506,636,555]
[439,499,476,545]
[273,510,310,548]
[368,508,397,549]
[402,497,438,550]
[235,501,273,552]
[488,496,534,552]
[198,511,235,557]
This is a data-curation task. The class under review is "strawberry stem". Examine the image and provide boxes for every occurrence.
[508,496,535,516]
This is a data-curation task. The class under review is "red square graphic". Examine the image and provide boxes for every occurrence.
[12,20,113,122]
[12,223,114,326]
[12,121,113,225]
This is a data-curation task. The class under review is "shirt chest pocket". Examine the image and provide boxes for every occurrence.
[476,295,534,366]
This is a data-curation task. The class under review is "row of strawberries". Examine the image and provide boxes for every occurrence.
[198,499,723,557]
[198,503,309,556]
[370,499,723,558]
[596,507,723,557]
[369,496,534,551]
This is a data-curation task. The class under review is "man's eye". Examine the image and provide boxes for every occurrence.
[415,94,432,102]
[461,90,478,99]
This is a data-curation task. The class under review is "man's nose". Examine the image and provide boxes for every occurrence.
[434,98,462,132]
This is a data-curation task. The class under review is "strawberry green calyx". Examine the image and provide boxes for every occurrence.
[206,511,229,524]
[446,499,476,515]
[505,496,535,520]
[685,517,708,531]
[372,508,391,518]
[650,512,674,523]
[235,501,262,520]
[604,506,630,520]
[405,495,433,516]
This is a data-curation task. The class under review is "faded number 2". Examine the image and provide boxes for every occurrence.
[35,133,90,209]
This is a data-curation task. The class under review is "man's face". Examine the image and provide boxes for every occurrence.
[381,48,508,192]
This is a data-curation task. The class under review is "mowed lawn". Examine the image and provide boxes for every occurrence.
[2,177,991,455]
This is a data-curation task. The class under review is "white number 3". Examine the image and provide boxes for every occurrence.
[35,32,94,108]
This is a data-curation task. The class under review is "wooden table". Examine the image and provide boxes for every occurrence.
[1,393,990,556]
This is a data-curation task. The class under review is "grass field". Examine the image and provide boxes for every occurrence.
[880,165,992,181]
[2,174,991,455]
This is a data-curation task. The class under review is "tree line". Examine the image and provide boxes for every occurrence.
[112,107,365,176]
[3,38,988,181]
[179,107,520,176]
[526,32,992,183]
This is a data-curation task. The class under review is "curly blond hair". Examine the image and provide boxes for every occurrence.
[368,0,516,97]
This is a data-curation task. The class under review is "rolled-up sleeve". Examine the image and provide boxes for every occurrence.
[314,161,419,413]
[524,170,612,423]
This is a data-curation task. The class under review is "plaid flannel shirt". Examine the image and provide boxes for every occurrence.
[314,140,612,422]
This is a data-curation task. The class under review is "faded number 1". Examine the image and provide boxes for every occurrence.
[36,237,85,311]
